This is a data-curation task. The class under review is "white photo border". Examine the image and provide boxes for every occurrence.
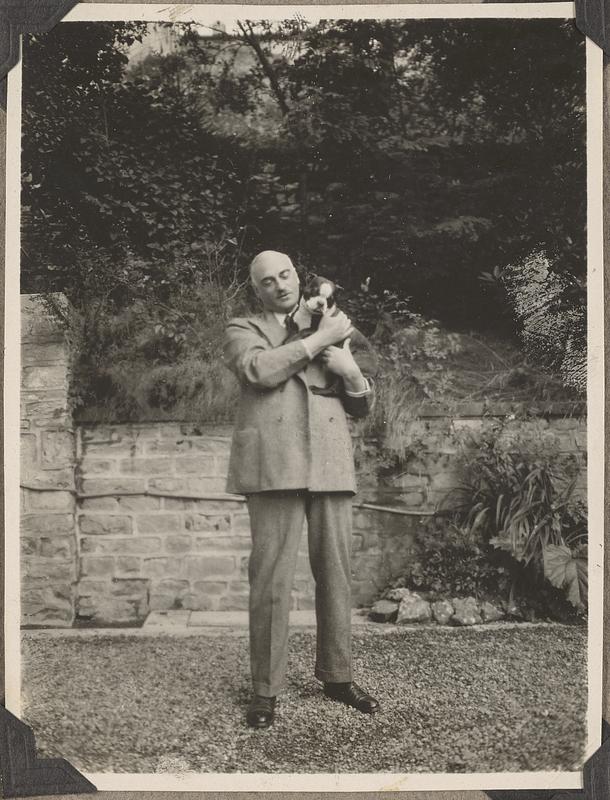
[4,3,604,792]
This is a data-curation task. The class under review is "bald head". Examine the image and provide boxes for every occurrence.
[250,250,300,313]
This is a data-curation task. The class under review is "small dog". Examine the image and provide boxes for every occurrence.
[285,274,352,396]
[291,274,345,340]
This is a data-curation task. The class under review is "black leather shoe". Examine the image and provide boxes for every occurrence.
[246,695,276,728]
[323,681,380,714]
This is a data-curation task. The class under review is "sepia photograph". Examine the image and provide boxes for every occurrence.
[4,2,604,792]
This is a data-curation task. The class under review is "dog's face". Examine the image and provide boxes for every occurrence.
[302,275,337,315]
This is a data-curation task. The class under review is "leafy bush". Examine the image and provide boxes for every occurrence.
[446,421,588,610]
[383,512,585,622]
[396,516,512,600]
[45,242,251,422]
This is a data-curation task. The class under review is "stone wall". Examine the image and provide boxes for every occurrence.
[19,293,587,627]
[74,423,312,624]
[75,421,422,622]
[72,408,586,625]
[21,295,77,626]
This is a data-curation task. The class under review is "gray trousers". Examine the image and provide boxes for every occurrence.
[246,490,353,697]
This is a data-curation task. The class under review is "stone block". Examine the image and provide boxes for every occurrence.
[228,580,250,595]
[20,469,75,492]
[116,556,142,576]
[162,497,192,511]
[369,599,399,622]
[194,535,251,551]
[22,592,73,627]
[165,534,192,553]
[22,513,74,536]
[79,514,133,536]
[25,401,69,425]
[21,341,66,365]
[119,495,161,512]
[24,489,73,512]
[82,439,141,458]
[149,594,175,612]
[148,477,184,493]
[80,537,162,555]
[79,459,116,474]
[39,536,74,559]
[136,514,181,534]
[21,434,38,468]
[480,600,504,623]
[185,513,231,533]
[232,513,251,532]
[185,555,236,580]
[191,499,244,513]
[174,455,216,475]
[21,536,38,556]
[190,437,231,455]
[41,430,74,467]
[111,577,149,596]
[396,591,432,624]
[451,597,482,626]
[142,557,184,578]
[145,440,193,455]
[119,457,174,475]
[215,456,230,475]
[154,579,189,595]
[180,593,217,611]
[432,599,454,625]
[192,581,229,596]
[79,497,120,511]
[218,595,249,611]
[81,478,147,496]
[80,556,115,578]
[22,366,67,391]
[186,477,227,495]
[22,558,76,582]
[76,588,149,625]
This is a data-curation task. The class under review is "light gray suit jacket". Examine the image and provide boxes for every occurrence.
[223,310,376,494]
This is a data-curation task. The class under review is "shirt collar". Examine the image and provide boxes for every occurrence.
[273,304,299,328]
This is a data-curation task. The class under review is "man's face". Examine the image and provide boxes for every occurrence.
[251,252,300,314]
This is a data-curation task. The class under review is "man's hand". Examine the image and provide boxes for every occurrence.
[321,339,368,393]
[317,309,353,347]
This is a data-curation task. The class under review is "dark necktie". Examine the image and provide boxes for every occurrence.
[284,313,299,337]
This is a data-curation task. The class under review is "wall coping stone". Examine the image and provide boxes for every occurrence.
[75,403,585,427]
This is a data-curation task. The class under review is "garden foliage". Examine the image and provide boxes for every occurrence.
[21,19,586,397]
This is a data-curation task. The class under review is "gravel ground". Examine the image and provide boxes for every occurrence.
[22,625,587,774]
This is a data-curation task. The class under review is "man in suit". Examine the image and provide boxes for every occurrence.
[223,250,379,728]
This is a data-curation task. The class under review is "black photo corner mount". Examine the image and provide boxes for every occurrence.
[575,0,610,55]
[485,720,610,800]
[0,706,96,798]
[0,0,78,109]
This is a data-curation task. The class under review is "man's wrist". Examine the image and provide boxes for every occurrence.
[342,370,367,394]
[304,330,331,357]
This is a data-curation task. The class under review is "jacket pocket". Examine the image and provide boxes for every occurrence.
[231,428,259,492]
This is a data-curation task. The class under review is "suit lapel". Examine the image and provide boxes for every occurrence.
[249,310,289,348]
